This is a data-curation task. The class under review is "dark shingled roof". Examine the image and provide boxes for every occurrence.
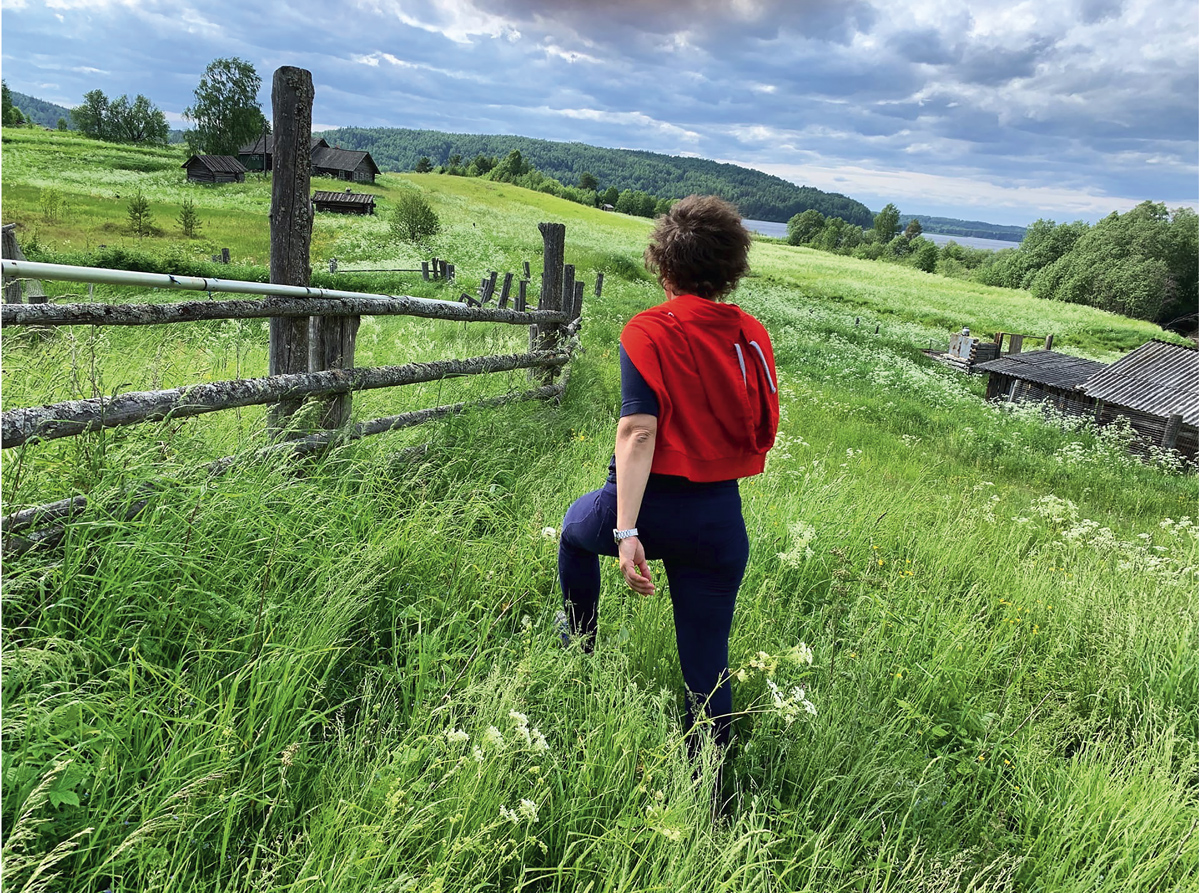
[1080,340,1199,426]
[312,146,381,176]
[239,135,329,154]
[182,155,247,174]
[973,350,1107,390]
[312,190,376,206]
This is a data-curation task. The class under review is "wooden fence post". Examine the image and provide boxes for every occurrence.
[523,261,531,279]
[516,279,527,312]
[447,263,455,282]
[573,281,584,323]
[1044,334,1054,350]
[1161,413,1183,450]
[562,264,575,321]
[594,272,604,298]
[1008,334,1024,355]
[532,222,565,382]
[499,272,513,308]
[268,66,315,432]
[421,261,430,281]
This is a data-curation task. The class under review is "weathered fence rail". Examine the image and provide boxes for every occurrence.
[1,351,570,449]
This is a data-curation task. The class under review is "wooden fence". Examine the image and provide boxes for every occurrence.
[0,66,591,553]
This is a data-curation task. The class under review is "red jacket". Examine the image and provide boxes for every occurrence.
[621,293,779,482]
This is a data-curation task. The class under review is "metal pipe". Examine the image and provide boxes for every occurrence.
[1,260,567,328]
[2,259,469,310]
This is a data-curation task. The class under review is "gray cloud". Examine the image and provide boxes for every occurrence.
[1,0,1195,224]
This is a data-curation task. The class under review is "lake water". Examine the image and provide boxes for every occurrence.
[742,218,1021,252]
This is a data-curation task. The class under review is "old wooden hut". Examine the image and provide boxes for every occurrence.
[237,135,330,172]
[976,340,1199,459]
[312,188,376,215]
[182,155,246,184]
[1079,340,1199,458]
[974,351,1106,414]
[312,146,380,184]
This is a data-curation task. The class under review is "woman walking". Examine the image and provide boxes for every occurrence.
[558,195,779,750]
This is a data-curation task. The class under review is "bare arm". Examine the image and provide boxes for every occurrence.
[615,413,657,594]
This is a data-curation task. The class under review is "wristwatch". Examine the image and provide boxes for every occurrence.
[613,527,639,543]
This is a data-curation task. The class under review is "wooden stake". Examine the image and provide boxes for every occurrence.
[268,66,315,431]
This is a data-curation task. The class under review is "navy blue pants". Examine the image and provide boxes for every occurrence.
[559,479,749,746]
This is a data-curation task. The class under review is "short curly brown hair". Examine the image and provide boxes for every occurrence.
[643,195,752,300]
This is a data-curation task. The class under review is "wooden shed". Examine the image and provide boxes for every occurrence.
[312,188,376,215]
[976,340,1198,459]
[312,146,380,184]
[975,351,1106,415]
[1079,340,1198,458]
[182,155,246,184]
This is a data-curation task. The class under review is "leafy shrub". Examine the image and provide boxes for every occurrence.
[389,191,441,244]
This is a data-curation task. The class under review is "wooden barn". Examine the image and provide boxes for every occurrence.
[312,146,380,184]
[1079,340,1198,458]
[312,188,376,215]
[237,135,330,172]
[976,340,1199,459]
[182,155,246,184]
[975,351,1106,415]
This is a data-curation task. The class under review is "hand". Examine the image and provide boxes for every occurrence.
[618,536,654,595]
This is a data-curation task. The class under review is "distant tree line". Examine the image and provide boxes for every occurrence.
[786,202,1198,327]
[413,148,676,217]
[317,126,874,226]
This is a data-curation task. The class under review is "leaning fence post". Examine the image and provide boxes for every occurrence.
[573,281,584,324]
[498,272,513,308]
[594,272,604,298]
[1161,413,1183,450]
[532,222,565,383]
[268,66,315,432]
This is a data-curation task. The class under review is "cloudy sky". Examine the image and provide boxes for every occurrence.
[3,0,1196,226]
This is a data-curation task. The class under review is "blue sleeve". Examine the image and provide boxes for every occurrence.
[620,344,660,418]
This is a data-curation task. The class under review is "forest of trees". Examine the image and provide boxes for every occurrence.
[5,87,73,130]
[786,202,1197,328]
[904,214,1026,242]
[318,126,874,226]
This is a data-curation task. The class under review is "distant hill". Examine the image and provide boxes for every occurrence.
[10,90,73,129]
[901,214,1026,243]
[318,126,875,228]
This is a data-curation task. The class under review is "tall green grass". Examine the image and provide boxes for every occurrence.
[2,127,1196,892]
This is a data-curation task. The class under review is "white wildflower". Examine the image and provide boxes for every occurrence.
[542,527,558,539]
[445,728,469,744]
[518,799,539,823]
[483,726,504,748]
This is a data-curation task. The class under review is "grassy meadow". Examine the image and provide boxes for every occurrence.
[2,127,1197,892]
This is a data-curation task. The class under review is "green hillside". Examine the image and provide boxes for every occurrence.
[2,127,1195,893]
[319,125,874,227]
[8,89,73,129]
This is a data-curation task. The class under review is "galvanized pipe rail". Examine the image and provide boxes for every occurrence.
[0,260,567,328]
